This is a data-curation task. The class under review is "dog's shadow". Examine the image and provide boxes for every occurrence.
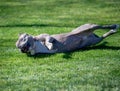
[28,42,120,59]
[27,53,55,58]
[80,42,120,51]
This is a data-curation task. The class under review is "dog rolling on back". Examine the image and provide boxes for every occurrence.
[16,24,119,55]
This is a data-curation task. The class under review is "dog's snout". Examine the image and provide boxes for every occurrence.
[17,45,22,49]
[21,47,28,53]
[21,49,25,53]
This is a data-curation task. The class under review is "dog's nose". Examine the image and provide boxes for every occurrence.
[18,45,22,49]
[21,48,27,53]
[21,49,25,53]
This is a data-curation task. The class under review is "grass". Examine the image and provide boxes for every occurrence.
[0,0,120,91]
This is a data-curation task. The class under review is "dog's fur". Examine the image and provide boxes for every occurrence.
[16,24,119,55]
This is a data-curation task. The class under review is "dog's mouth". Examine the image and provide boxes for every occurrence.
[21,43,31,53]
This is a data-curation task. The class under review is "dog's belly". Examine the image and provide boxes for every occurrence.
[52,35,84,52]
[52,33,102,52]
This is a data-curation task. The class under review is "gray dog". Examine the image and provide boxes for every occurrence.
[16,24,119,55]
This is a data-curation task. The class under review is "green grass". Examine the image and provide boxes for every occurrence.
[0,0,120,91]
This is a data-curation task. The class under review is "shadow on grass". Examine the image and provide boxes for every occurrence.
[27,53,56,59]
[0,23,75,28]
[28,42,120,59]
[81,42,120,51]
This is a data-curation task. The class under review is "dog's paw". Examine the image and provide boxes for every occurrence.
[110,29,117,33]
[30,50,35,55]
[110,24,119,33]
[46,42,53,50]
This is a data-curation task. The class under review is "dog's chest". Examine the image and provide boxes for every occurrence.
[34,41,50,53]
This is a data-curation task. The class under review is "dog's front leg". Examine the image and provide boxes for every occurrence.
[45,36,54,50]
[30,50,35,55]
[29,45,36,55]
[34,34,55,50]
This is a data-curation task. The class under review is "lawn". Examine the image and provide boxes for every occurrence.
[0,0,120,91]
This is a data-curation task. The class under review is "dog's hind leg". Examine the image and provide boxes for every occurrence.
[95,24,119,39]
[71,23,99,34]
[71,24,119,35]
[97,24,119,30]
[102,26,119,38]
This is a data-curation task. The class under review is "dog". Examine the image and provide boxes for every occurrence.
[16,24,119,55]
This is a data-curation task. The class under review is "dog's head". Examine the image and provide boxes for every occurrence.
[16,33,34,53]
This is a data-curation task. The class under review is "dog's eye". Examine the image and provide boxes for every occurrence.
[19,38,26,42]
[23,38,26,41]
[19,38,23,41]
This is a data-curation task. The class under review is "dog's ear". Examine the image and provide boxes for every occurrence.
[18,33,23,37]
[18,33,29,37]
